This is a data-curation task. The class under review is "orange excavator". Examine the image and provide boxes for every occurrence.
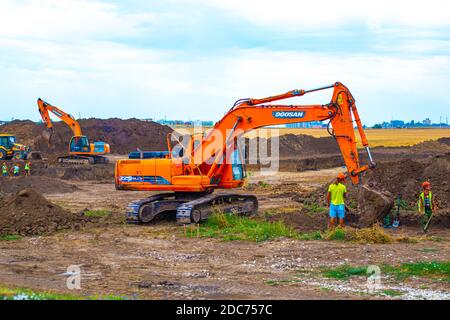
[115,82,376,224]
[37,98,111,164]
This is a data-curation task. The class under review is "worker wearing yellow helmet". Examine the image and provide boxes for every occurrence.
[327,173,347,229]
[418,181,437,232]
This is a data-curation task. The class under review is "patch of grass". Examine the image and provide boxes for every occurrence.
[262,207,299,218]
[264,279,301,286]
[324,227,347,241]
[382,289,404,297]
[321,265,367,280]
[323,226,394,244]
[0,286,126,300]
[417,248,440,253]
[83,210,110,218]
[382,261,450,282]
[185,212,298,242]
[297,231,323,241]
[257,181,271,188]
[320,261,450,282]
[303,203,328,214]
[0,234,21,241]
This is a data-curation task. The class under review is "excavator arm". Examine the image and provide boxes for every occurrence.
[37,98,82,144]
[196,82,375,185]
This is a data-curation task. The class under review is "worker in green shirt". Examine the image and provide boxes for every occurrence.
[2,162,8,177]
[327,173,347,229]
[11,164,20,177]
[24,161,31,176]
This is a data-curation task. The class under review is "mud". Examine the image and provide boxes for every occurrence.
[0,189,89,236]
[0,160,115,182]
[0,176,78,194]
[0,167,447,299]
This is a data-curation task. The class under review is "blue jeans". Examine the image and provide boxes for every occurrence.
[330,204,345,219]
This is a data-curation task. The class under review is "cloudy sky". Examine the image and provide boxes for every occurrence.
[1,0,449,125]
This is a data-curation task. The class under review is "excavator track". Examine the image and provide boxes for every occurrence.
[176,193,258,224]
[57,155,109,165]
[126,193,258,224]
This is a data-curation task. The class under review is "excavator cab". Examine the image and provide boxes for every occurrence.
[0,134,15,159]
[70,136,91,153]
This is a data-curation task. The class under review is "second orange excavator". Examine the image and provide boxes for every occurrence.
[37,98,111,164]
[115,82,376,224]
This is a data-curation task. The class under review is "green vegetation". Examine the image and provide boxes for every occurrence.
[303,203,328,214]
[83,210,110,218]
[0,234,21,241]
[320,261,450,282]
[382,289,404,297]
[185,213,413,244]
[417,248,440,253]
[324,228,347,241]
[323,226,394,244]
[185,212,298,242]
[0,287,126,300]
[297,231,323,241]
[257,181,271,188]
[383,261,450,282]
[0,286,126,300]
[321,265,367,280]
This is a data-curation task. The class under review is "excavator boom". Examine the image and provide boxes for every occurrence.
[38,98,82,143]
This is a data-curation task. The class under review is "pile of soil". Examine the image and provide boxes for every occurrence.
[0,176,78,194]
[363,153,450,208]
[410,140,450,154]
[0,160,115,181]
[268,209,329,232]
[278,134,339,156]
[246,134,339,159]
[0,189,89,236]
[438,137,450,146]
[61,165,115,181]
[292,153,450,228]
[0,118,173,156]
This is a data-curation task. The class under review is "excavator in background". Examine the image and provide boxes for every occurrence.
[37,98,111,164]
[115,82,376,224]
[0,134,42,160]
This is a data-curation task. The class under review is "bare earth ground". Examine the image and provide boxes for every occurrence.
[0,169,449,300]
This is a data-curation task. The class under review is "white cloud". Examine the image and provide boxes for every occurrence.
[0,1,448,124]
[1,36,448,124]
[0,0,155,39]
[195,0,450,30]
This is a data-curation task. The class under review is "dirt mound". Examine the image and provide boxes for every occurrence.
[438,137,450,146]
[294,153,450,228]
[363,153,450,207]
[1,118,173,157]
[61,164,115,181]
[246,134,339,159]
[0,189,88,236]
[0,176,78,194]
[410,140,450,154]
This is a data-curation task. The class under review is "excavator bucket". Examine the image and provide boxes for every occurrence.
[41,128,53,145]
[27,151,43,161]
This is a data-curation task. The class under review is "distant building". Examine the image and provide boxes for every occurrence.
[372,117,449,128]
[286,121,324,129]
[422,118,432,126]
[390,120,405,128]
